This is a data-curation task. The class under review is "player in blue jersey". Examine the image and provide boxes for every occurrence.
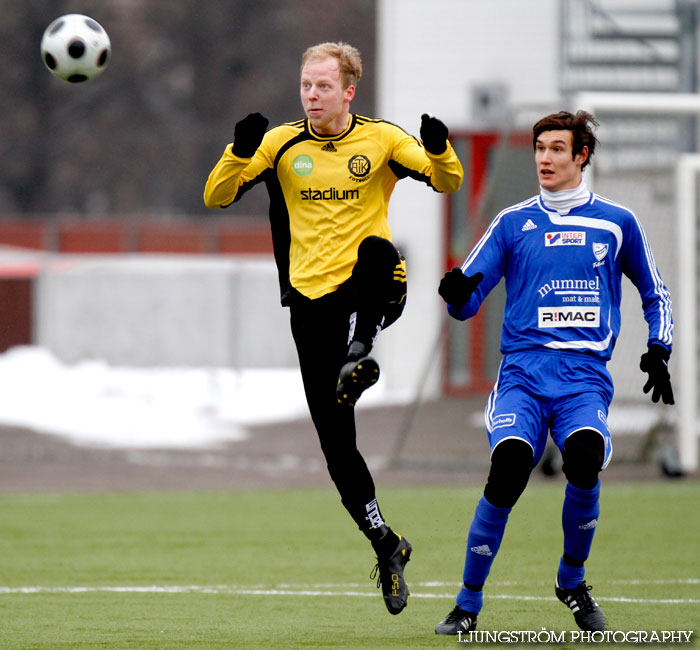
[434,110,674,635]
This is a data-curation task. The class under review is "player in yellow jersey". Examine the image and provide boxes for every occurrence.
[204,42,463,615]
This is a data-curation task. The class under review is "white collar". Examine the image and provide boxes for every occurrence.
[540,180,590,215]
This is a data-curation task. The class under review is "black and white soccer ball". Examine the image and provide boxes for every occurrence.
[40,14,111,83]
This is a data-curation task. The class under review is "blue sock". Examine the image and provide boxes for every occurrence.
[456,495,511,614]
[558,481,600,589]
[456,584,483,615]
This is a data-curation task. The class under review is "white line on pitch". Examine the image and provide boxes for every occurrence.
[247,578,700,589]
[0,586,697,605]
[414,579,700,587]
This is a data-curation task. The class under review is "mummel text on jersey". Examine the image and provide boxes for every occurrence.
[449,192,673,360]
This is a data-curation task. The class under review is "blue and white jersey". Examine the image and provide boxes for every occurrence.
[448,192,673,361]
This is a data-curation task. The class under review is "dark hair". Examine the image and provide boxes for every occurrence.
[532,110,599,170]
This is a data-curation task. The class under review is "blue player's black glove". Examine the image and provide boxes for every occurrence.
[232,112,269,158]
[640,344,674,405]
[420,113,449,155]
[438,267,483,308]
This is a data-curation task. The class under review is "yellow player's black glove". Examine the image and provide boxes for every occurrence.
[232,112,269,158]
[420,113,449,155]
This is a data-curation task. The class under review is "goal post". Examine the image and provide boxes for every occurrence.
[576,91,700,473]
[676,154,699,473]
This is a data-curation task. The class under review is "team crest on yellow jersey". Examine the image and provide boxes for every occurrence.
[348,154,371,179]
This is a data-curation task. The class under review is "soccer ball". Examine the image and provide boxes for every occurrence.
[40,14,111,83]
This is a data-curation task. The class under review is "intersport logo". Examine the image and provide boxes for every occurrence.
[545,231,585,246]
[538,306,600,328]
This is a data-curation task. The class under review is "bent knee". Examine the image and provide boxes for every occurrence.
[562,428,605,489]
[355,236,399,275]
[484,439,534,508]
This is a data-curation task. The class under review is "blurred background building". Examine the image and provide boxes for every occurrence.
[0,0,697,471]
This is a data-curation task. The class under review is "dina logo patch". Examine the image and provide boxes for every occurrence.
[293,154,314,177]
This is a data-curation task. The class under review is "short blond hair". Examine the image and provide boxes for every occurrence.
[300,42,362,89]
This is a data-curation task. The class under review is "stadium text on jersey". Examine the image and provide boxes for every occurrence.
[300,188,360,201]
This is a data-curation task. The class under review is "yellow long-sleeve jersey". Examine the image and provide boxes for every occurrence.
[204,114,464,303]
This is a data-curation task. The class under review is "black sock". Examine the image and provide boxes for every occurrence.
[347,340,371,360]
[371,526,400,558]
[563,552,585,568]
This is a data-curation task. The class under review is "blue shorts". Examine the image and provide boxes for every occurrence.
[485,350,614,468]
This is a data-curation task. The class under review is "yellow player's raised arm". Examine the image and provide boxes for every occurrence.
[419,113,463,193]
[388,113,464,194]
[203,113,269,209]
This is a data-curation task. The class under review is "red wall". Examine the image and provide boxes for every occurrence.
[0,218,273,255]
[0,217,275,353]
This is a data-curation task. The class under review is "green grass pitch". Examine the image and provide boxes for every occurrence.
[0,481,697,649]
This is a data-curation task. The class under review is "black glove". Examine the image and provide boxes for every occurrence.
[640,344,674,405]
[420,113,449,155]
[438,267,483,308]
[232,112,269,158]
